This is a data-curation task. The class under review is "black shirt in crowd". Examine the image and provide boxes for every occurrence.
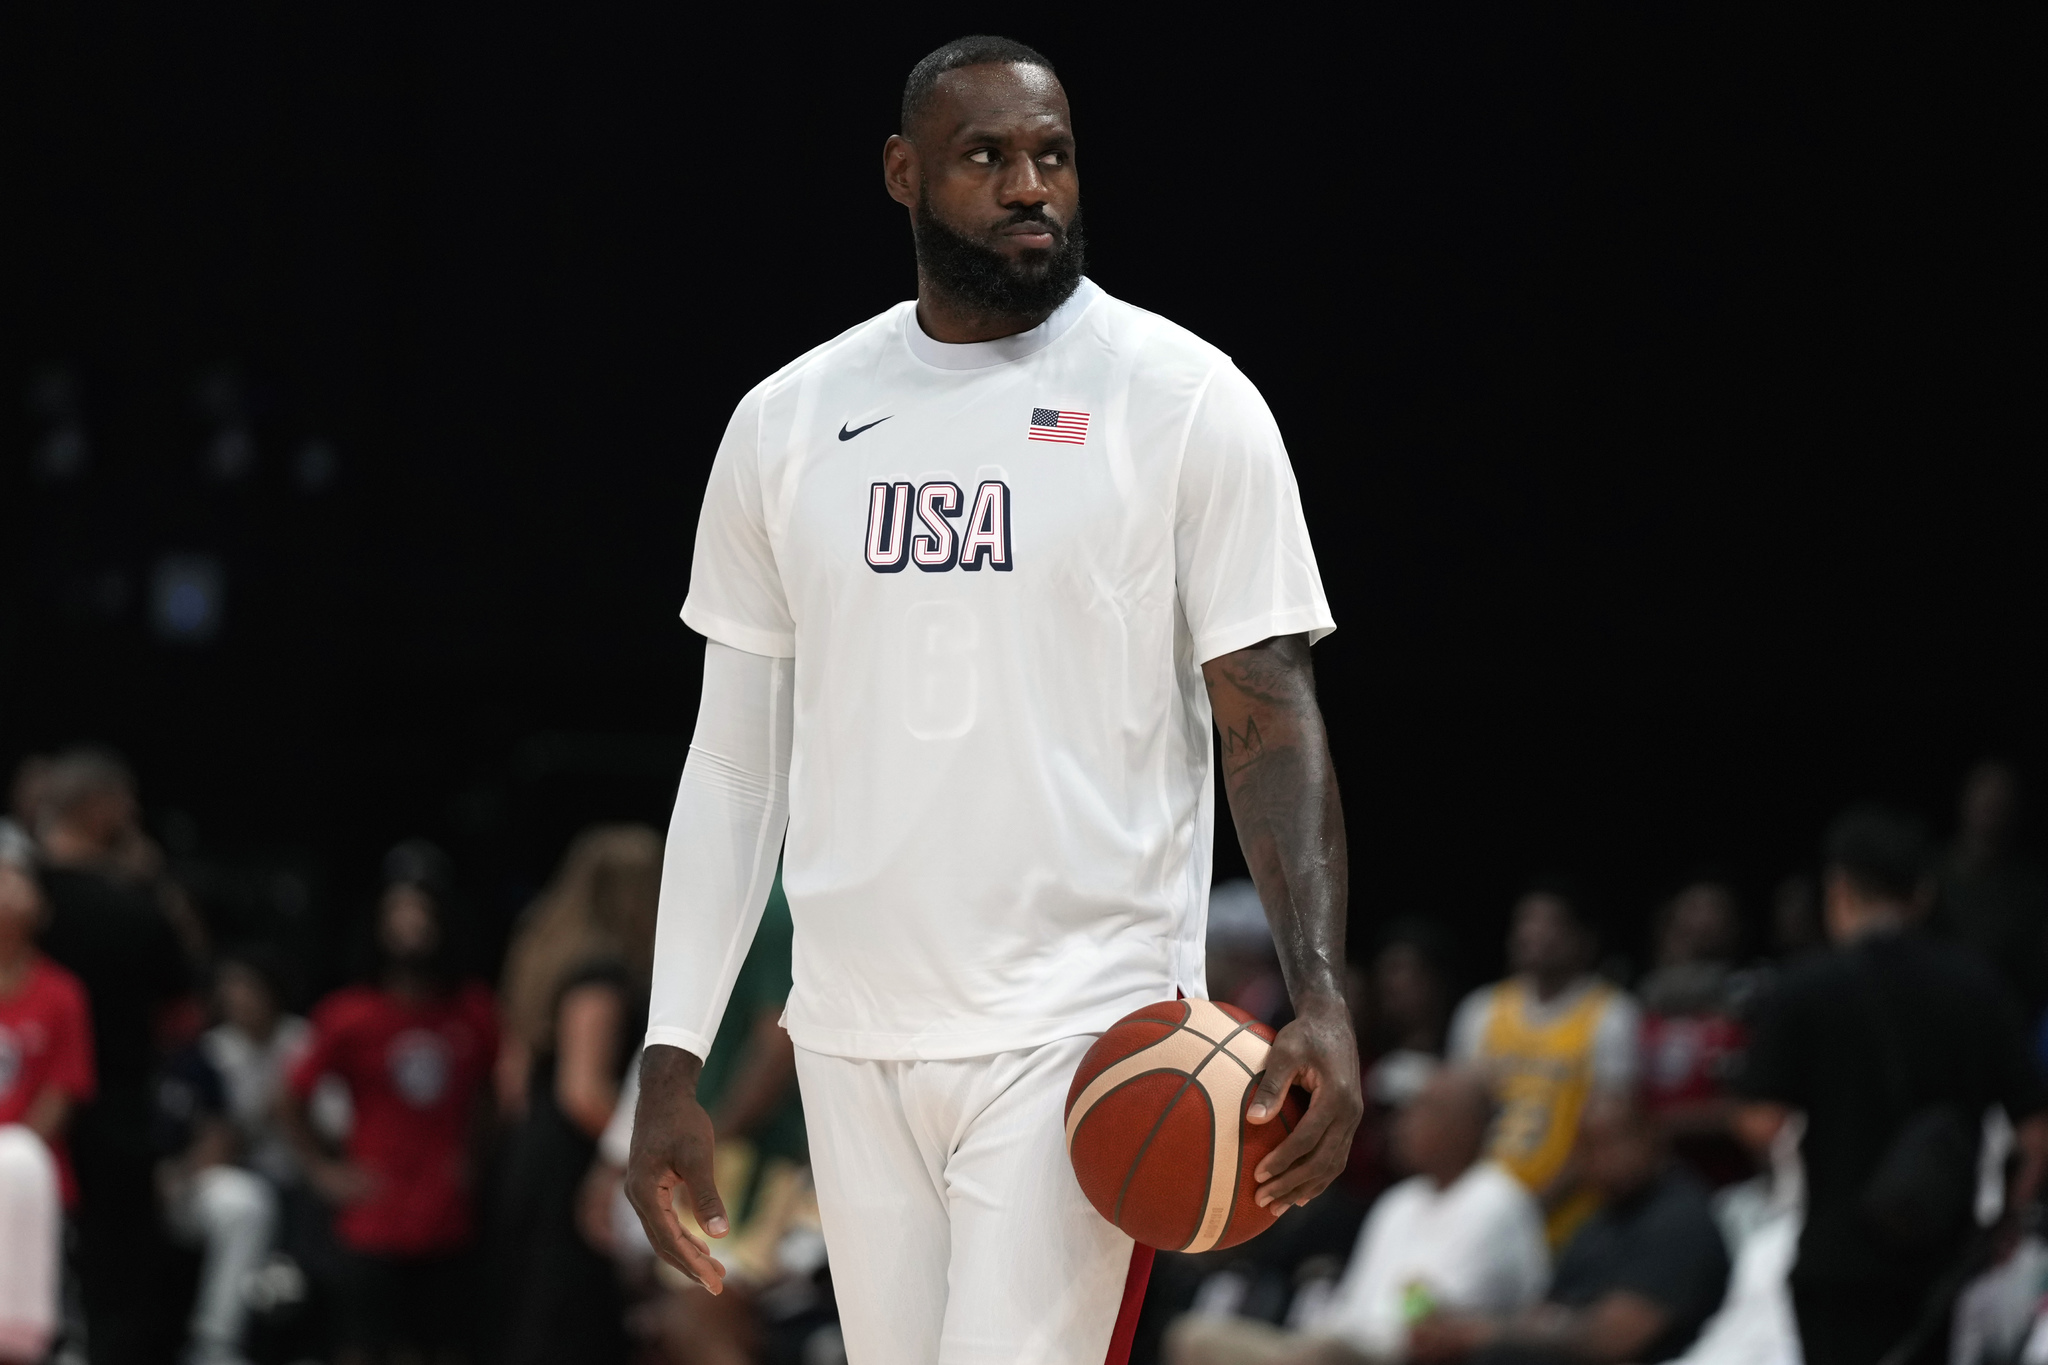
[37,865,189,1097]
[1547,1166,1731,1363]
[1740,927,2048,1288]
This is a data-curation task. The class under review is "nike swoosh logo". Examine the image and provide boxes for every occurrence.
[838,417,892,441]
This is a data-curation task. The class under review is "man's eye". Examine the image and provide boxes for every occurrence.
[967,149,997,166]
[1038,152,1066,167]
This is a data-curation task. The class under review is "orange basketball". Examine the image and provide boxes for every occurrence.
[1064,998,1308,1252]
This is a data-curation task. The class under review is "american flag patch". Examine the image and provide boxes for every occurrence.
[1027,407,1090,445]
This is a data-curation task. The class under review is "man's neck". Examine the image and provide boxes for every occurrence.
[1425,1155,1477,1192]
[914,277,1055,345]
[1526,969,1580,1004]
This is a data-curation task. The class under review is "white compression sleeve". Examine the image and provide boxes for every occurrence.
[643,639,793,1061]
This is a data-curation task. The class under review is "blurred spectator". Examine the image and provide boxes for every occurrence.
[26,747,162,886]
[1338,921,1459,1235]
[283,842,498,1365]
[583,866,814,1363]
[1637,881,1753,1186]
[1209,879,1289,1026]
[1365,919,1455,1111]
[491,825,662,1365]
[1405,1092,1730,1364]
[1450,884,1640,1246]
[27,748,189,1364]
[0,821,94,1364]
[1937,760,2048,1015]
[154,1038,276,1365]
[1167,1067,1547,1365]
[1736,805,2048,1365]
[201,948,312,1190]
[1767,874,1823,960]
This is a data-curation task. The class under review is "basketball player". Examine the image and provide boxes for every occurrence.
[627,35,1361,1364]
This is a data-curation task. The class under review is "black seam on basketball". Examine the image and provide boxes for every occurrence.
[1174,1016,1263,1077]
[1070,1068,1201,1136]
[1110,1016,1260,1241]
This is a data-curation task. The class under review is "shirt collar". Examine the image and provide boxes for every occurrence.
[902,277,1102,371]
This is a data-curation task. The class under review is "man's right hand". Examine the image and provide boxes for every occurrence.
[624,1043,730,1294]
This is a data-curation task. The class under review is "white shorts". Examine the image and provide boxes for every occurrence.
[795,1033,1151,1365]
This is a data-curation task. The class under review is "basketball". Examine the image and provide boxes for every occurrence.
[1064,997,1308,1253]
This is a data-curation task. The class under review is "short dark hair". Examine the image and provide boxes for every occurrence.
[902,35,1055,136]
[1823,804,1928,903]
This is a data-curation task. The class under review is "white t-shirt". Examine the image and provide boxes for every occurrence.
[678,278,1332,1060]
[199,1016,313,1185]
[1314,1160,1549,1358]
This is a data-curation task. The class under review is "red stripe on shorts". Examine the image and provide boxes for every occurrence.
[1103,1241,1155,1365]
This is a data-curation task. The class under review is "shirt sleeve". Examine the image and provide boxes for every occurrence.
[1448,988,1494,1062]
[1494,1176,1551,1308]
[1318,1187,1406,1356]
[1590,992,1643,1091]
[680,386,797,658]
[1173,362,1335,664]
[644,640,794,1061]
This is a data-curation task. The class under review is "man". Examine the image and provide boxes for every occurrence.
[1449,885,1639,1244]
[1737,805,2048,1365]
[283,845,498,1365]
[1937,761,2048,1014]
[28,749,189,1365]
[1168,1067,1547,1365]
[1407,1093,1730,1364]
[1637,880,1751,1186]
[0,821,94,1365]
[626,34,1360,1365]
[154,1034,276,1365]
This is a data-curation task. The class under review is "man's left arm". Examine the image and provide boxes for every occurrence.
[1203,632,1361,1211]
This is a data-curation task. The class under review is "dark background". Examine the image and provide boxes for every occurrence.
[5,9,2039,991]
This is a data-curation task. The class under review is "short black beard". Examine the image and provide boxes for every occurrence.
[913,188,1086,322]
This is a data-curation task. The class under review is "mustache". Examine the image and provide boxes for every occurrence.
[997,205,1065,239]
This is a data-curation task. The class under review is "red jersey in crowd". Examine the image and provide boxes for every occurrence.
[288,981,498,1255]
[1642,1011,1747,1111]
[1642,1009,1752,1185]
[0,956,97,1205]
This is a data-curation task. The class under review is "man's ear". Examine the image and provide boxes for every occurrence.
[883,134,919,211]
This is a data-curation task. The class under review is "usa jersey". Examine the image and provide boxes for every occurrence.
[680,279,1333,1060]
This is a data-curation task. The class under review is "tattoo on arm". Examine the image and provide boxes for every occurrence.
[1203,634,1349,1001]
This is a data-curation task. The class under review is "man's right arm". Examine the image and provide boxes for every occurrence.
[624,639,792,1293]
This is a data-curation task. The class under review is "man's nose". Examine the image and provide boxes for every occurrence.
[997,156,1050,208]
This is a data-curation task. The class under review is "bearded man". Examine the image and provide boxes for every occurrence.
[627,34,1360,1365]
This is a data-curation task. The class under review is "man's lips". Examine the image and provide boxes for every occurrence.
[1000,220,1060,249]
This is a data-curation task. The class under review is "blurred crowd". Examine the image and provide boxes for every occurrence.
[0,750,828,1365]
[3,749,2048,1365]
[1154,761,2048,1365]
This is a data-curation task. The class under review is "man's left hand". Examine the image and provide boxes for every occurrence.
[1247,990,1362,1210]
